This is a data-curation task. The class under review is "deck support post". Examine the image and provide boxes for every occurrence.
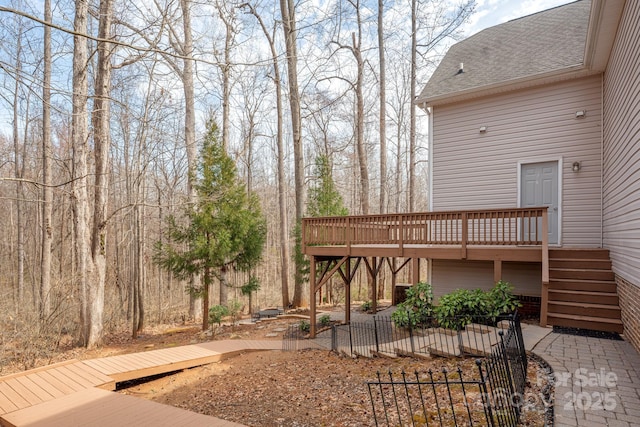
[371,258,377,313]
[493,259,502,283]
[364,257,381,313]
[345,258,351,324]
[412,257,420,284]
[391,258,397,305]
[310,255,317,338]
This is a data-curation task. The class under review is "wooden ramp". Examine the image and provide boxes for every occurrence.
[0,340,282,427]
[1,387,244,427]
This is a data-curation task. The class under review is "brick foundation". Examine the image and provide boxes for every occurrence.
[617,275,640,354]
[516,295,541,320]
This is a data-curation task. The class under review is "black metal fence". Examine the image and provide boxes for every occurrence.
[332,313,525,363]
[282,320,332,351]
[366,313,528,427]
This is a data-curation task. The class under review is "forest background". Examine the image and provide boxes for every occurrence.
[0,0,481,351]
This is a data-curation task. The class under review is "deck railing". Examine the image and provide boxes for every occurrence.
[302,207,549,251]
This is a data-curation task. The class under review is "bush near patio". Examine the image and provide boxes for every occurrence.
[434,280,521,329]
[392,280,521,330]
[391,282,434,328]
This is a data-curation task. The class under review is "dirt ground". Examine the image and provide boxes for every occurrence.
[2,312,548,426]
[112,316,547,427]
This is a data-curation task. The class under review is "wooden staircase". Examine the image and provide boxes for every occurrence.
[546,248,623,333]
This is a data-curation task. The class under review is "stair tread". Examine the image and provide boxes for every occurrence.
[549,289,618,296]
[550,267,612,272]
[548,300,621,309]
[549,278,616,284]
[547,312,623,324]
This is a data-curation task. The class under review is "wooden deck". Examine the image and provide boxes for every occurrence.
[0,340,282,426]
[303,207,550,337]
[302,207,549,260]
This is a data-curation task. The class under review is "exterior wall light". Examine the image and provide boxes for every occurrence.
[572,161,581,172]
[575,110,586,118]
[479,126,487,133]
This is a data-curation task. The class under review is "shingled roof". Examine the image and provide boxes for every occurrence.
[417,0,591,105]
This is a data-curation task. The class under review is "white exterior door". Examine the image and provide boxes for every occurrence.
[520,161,559,244]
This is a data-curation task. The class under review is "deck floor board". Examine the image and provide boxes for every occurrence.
[54,365,96,389]
[33,371,75,396]
[2,388,244,427]
[69,361,115,389]
[0,389,19,414]
[43,368,86,393]
[13,376,55,403]
[3,379,41,407]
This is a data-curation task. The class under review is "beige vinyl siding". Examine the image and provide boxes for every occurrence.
[432,75,603,246]
[431,260,541,300]
[603,0,640,287]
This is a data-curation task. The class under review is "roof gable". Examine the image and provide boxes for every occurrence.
[418,0,592,106]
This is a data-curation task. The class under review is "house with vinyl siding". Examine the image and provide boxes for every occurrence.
[416,0,640,351]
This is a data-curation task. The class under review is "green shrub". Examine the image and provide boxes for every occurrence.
[489,280,521,316]
[434,288,489,329]
[299,319,311,332]
[319,314,331,327]
[434,281,521,329]
[391,305,413,328]
[227,299,243,326]
[240,276,260,296]
[208,305,229,327]
[391,282,434,328]
[360,301,372,312]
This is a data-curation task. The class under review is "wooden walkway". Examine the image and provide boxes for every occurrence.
[0,340,282,426]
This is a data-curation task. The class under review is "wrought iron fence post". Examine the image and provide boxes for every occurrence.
[349,323,354,356]
[409,324,415,354]
[331,324,336,352]
[476,360,496,427]
[373,315,380,353]
[512,311,527,373]
[498,330,519,422]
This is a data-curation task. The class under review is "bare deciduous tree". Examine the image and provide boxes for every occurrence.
[40,0,53,320]
[279,0,305,307]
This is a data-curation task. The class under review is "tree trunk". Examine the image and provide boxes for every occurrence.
[378,0,387,215]
[202,265,211,331]
[180,0,202,320]
[219,265,229,307]
[219,1,233,153]
[157,185,163,322]
[247,2,291,313]
[352,28,369,215]
[409,0,417,212]
[71,0,92,346]
[87,0,114,348]
[12,28,25,310]
[280,0,304,307]
[40,0,53,320]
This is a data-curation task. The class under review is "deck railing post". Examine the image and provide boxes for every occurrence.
[461,212,468,259]
[346,216,351,255]
[399,214,404,256]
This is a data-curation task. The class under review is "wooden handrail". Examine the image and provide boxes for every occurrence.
[302,207,549,250]
[540,209,550,327]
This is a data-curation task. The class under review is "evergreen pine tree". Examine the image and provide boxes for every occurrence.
[155,120,266,330]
